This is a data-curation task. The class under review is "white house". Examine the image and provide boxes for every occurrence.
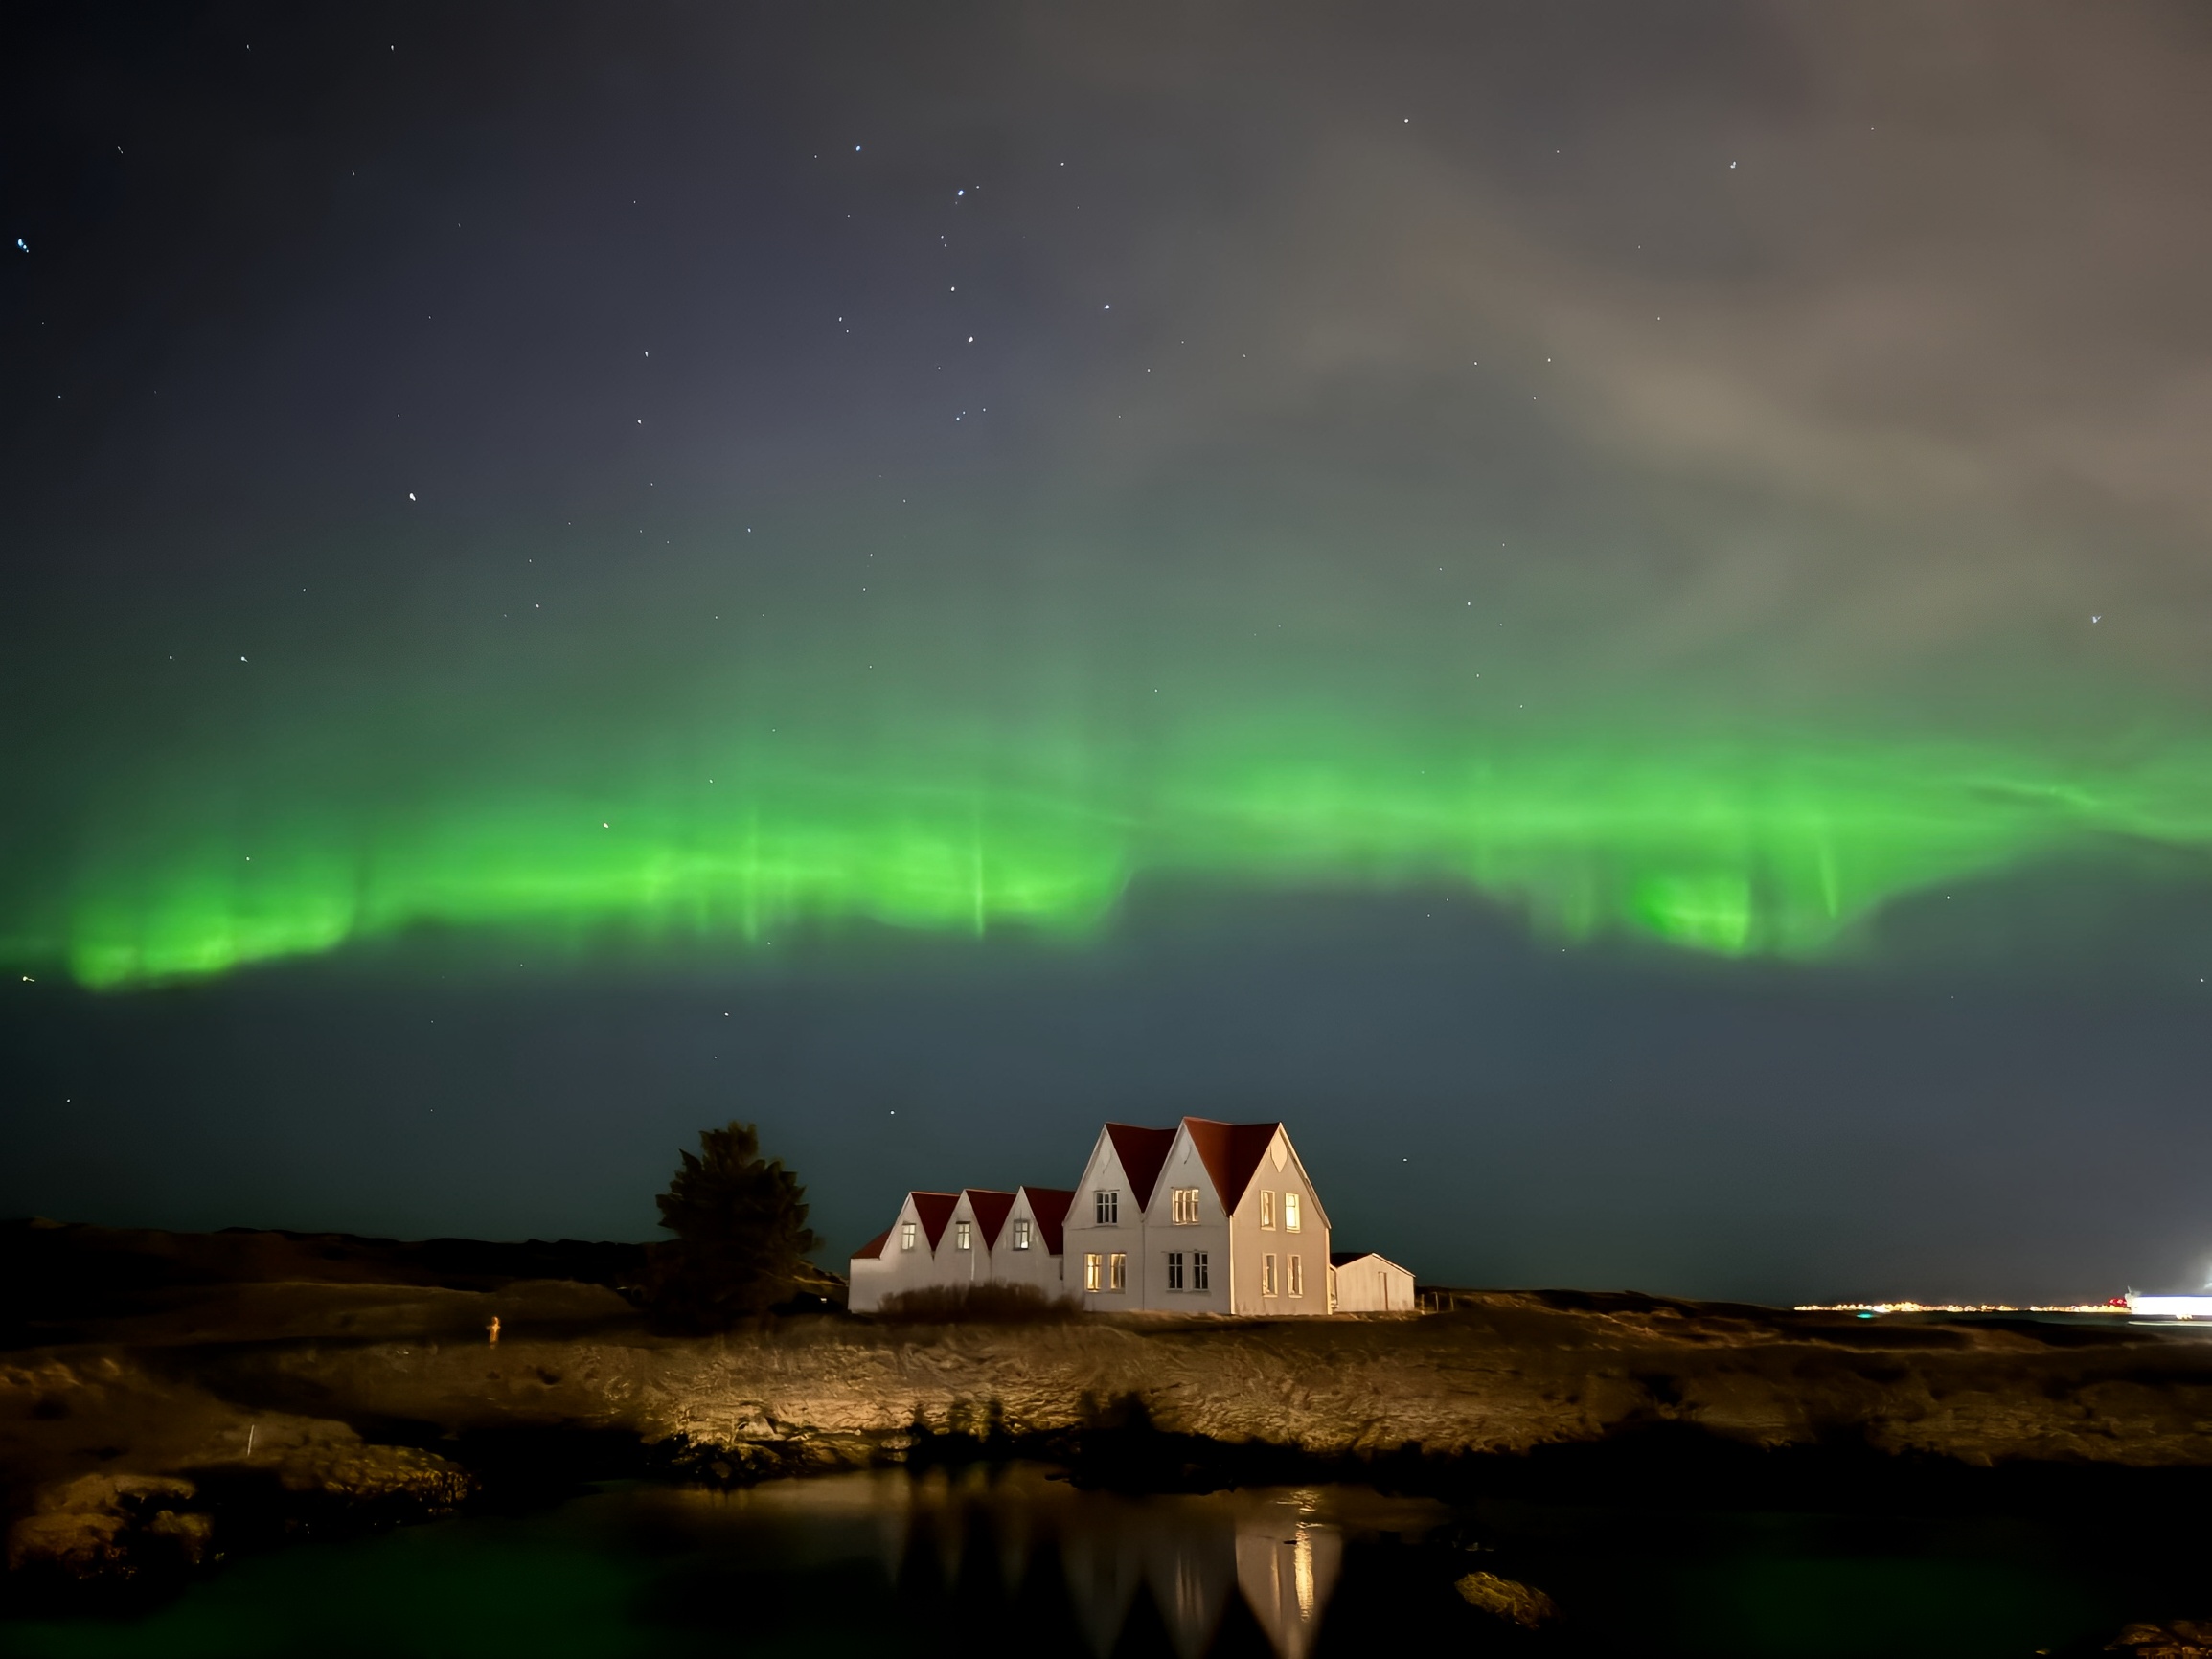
[1062,1119,1333,1315]
[1328,1251,1416,1313]
[848,1118,1387,1318]
[847,1190,957,1312]
[848,1185,1078,1312]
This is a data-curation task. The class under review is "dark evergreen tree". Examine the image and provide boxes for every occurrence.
[646,1122,823,1328]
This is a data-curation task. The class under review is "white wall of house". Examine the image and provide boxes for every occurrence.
[1226,1129,1330,1317]
[1328,1253,1415,1313]
[1065,1130,1150,1311]
[1143,1125,1232,1313]
[846,1244,899,1313]
[847,1191,955,1312]
[943,1191,1000,1291]
[992,1187,1069,1298]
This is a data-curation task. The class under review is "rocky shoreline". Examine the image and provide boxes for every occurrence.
[9,1223,2212,1612]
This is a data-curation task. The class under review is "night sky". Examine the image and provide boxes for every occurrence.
[7,4,2212,1304]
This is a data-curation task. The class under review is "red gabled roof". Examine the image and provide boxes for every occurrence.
[851,1228,893,1262]
[963,1189,1017,1249]
[1016,1187,1074,1256]
[909,1192,959,1250]
[1181,1119,1284,1214]
[1104,1123,1176,1214]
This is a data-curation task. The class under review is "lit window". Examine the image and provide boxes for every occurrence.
[1095,1190,1119,1225]
[1013,1217,1032,1250]
[1192,1251,1209,1291]
[1109,1252,1127,1291]
[900,1221,917,1252]
[954,1220,971,1251]
[1288,1255,1303,1297]
[1260,1191,1275,1229]
[1285,1193,1300,1232]
[1263,1253,1278,1296]
[1166,1251,1184,1290]
[1172,1187,1200,1224]
[1084,1253,1103,1292]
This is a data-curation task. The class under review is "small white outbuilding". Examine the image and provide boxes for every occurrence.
[1329,1251,1416,1313]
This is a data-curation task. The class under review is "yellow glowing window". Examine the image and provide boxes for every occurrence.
[1083,1253,1103,1292]
[1108,1252,1127,1292]
[900,1221,917,1252]
[954,1220,971,1251]
[1284,1193,1300,1232]
[1172,1187,1200,1225]
[1013,1217,1032,1250]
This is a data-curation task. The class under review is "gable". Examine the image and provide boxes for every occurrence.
[1270,1130,1331,1232]
[1017,1187,1074,1255]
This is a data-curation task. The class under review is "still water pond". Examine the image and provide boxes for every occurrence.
[0,1462,2178,1657]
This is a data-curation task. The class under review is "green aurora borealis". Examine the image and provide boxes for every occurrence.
[11,597,2207,989]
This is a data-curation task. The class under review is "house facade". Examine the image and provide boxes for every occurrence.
[849,1119,1357,1317]
[1061,1119,1332,1315]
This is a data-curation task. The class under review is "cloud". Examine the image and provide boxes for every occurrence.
[1029,3,2212,670]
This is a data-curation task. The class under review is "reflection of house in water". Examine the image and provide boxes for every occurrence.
[1233,1500,1343,1659]
[786,1466,1376,1659]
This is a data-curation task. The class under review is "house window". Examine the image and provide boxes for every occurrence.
[1013,1217,1032,1250]
[1288,1255,1304,1298]
[1263,1254,1278,1296]
[1109,1252,1127,1291]
[1171,1187,1200,1224]
[1166,1251,1184,1290]
[900,1221,918,1252]
[1084,1253,1103,1292]
[1095,1190,1119,1225]
[1260,1191,1275,1229]
[1284,1193,1301,1233]
[1192,1251,1209,1291]
[954,1220,972,1251]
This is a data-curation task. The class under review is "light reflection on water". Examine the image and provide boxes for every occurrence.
[673,1466,1429,1659]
